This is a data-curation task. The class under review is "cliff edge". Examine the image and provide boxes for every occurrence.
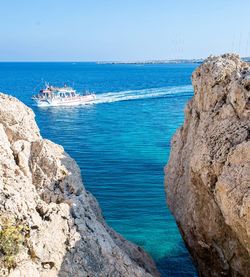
[0,93,159,277]
[165,54,250,276]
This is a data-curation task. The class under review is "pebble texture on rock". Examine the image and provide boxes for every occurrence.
[165,54,250,277]
[0,93,159,277]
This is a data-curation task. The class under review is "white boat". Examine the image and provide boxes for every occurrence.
[32,84,96,107]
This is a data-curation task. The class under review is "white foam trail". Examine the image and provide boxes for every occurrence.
[90,85,193,104]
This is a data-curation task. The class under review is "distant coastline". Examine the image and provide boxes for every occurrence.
[97,56,250,65]
[97,59,204,65]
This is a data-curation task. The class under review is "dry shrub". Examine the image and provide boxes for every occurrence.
[0,217,29,269]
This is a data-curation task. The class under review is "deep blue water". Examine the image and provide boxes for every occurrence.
[0,62,198,276]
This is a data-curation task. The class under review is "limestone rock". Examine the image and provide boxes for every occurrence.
[165,54,250,277]
[0,93,159,277]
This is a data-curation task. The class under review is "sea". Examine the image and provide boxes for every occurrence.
[0,62,198,276]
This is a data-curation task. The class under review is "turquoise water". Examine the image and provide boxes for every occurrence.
[0,62,198,276]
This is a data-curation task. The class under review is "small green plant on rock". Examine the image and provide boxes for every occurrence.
[0,217,29,270]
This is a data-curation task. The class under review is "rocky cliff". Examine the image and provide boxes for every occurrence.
[165,54,250,276]
[0,93,159,277]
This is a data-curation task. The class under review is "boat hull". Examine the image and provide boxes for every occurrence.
[33,95,96,107]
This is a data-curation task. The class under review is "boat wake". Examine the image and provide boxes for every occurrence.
[91,85,193,105]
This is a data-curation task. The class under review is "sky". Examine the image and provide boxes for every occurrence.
[0,0,250,61]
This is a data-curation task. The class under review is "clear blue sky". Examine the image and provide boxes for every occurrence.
[1,0,250,61]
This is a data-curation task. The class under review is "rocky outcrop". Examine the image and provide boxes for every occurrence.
[0,93,159,277]
[165,54,250,277]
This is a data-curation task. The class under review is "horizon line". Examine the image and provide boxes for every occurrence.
[0,55,249,63]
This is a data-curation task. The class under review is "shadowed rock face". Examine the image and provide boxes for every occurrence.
[0,93,159,277]
[165,54,250,277]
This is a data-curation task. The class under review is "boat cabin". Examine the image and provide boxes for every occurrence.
[38,90,77,99]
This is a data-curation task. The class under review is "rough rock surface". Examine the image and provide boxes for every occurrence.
[0,93,159,277]
[165,54,250,277]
